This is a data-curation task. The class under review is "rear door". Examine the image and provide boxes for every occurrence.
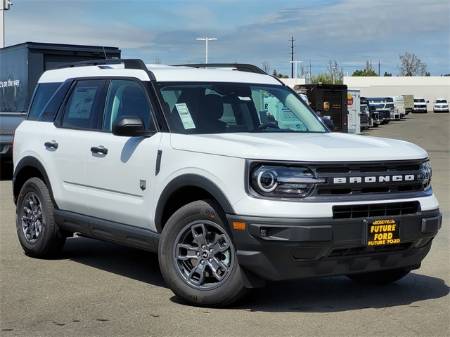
[83,79,162,229]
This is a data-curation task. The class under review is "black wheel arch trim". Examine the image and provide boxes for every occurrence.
[13,156,56,206]
[154,174,235,233]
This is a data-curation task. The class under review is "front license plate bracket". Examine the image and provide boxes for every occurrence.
[367,219,400,246]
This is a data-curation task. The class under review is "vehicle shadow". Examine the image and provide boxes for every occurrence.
[230,273,449,313]
[63,237,449,312]
[0,161,13,181]
[63,236,165,287]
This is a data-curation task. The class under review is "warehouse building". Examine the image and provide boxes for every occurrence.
[343,76,450,110]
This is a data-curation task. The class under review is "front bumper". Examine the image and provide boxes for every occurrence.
[433,107,449,112]
[0,135,13,161]
[413,108,428,113]
[228,209,441,281]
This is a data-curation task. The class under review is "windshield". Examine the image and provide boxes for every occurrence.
[158,83,327,134]
[386,103,394,108]
[414,99,425,103]
[436,100,447,103]
[370,103,385,109]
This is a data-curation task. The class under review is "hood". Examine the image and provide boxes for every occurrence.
[170,132,428,162]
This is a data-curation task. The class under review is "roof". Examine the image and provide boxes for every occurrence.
[38,63,281,85]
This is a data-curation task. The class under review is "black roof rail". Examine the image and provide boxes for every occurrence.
[57,58,148,71]
[175,63,267,75]
[57,58,156,81]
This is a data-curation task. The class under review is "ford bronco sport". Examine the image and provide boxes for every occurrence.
[13,60,442,306]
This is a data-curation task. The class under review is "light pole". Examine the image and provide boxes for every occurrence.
[1,0,13,48]
[290,60,303,78]
[196,36,217,64]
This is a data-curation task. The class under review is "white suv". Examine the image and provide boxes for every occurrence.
[433,98,449,113]
[13,60,442,306]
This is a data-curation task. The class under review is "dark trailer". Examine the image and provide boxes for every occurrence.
[295,84,348,132]
[0,42,121,113]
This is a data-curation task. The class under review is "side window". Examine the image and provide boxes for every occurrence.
[251,88,307,131]
[28,83,61,120]
[62,80,106,130]
[102,80,153,131]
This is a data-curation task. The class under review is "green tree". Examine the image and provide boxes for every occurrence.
[352,61,378,76]
[311,73,334,84]
[384,71,392,77]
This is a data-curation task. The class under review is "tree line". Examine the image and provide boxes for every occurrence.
[266,52,433,84]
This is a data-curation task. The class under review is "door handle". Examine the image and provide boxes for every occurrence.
[91,145,108,155]
[44,141,58,150]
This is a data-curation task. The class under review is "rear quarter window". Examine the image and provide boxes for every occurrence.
[28,83,61,121]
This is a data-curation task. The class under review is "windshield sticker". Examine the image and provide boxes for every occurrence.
[238,96,252,101]
[175,103,196,129]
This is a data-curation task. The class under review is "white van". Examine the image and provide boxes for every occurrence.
[391,96,406,119]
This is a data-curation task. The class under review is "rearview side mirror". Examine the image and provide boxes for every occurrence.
[112,116,153,137]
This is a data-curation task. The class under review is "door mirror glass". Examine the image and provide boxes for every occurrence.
[112,116,152,137]
[103,80,156,132]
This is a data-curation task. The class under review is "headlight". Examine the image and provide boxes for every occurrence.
[250,165,325,198]
[419,161,432,189]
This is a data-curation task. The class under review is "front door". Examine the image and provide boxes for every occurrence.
[83,79,162,229]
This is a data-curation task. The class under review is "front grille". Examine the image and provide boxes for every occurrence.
[312,160,425,196]
[332,201,420,219]
[328,243,412,257]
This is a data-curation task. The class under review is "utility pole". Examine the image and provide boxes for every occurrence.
[290,36,295,78]
[1,0,13,48]
[196,36,217,64]
[378,60,381,76]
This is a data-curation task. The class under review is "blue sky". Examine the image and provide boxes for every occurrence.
[5,0,450,75]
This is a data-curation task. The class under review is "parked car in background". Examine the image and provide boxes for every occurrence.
[0,112,25,162]
[403,95,414,115]
[413,98,428,113]
[391,96,406,119]
[433,98,449,113]
[360,97,371,130]
[368,104,381,127]
[367,97,390,124]
[347,89,361,134]
[385,97,399,120]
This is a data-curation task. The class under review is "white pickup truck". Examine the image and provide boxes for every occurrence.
[12,60,441,306]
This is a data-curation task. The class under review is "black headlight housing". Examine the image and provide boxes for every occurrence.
[249,164,324,199]
[419,160,432,190]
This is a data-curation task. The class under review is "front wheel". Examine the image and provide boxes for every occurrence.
[347,268,410,285]
[158,200,246,307]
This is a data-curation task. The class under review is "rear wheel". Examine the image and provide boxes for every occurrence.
[347,268,410,285]
[159,200,246,307]
[16,177,66,258]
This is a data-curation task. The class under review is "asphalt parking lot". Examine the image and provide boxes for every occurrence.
[0,113,449,337]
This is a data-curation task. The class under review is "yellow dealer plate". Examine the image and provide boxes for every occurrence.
[367,219,400,246]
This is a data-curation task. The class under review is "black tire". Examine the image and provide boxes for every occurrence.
[158,199,246,307]
[16,177,65,258]
[347,268,410,285]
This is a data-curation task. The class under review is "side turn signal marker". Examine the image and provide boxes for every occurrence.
[232,221,246,231]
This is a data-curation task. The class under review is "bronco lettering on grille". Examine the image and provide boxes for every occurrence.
[333,174,415,184]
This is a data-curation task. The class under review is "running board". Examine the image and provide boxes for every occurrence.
[54,210,159,253]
